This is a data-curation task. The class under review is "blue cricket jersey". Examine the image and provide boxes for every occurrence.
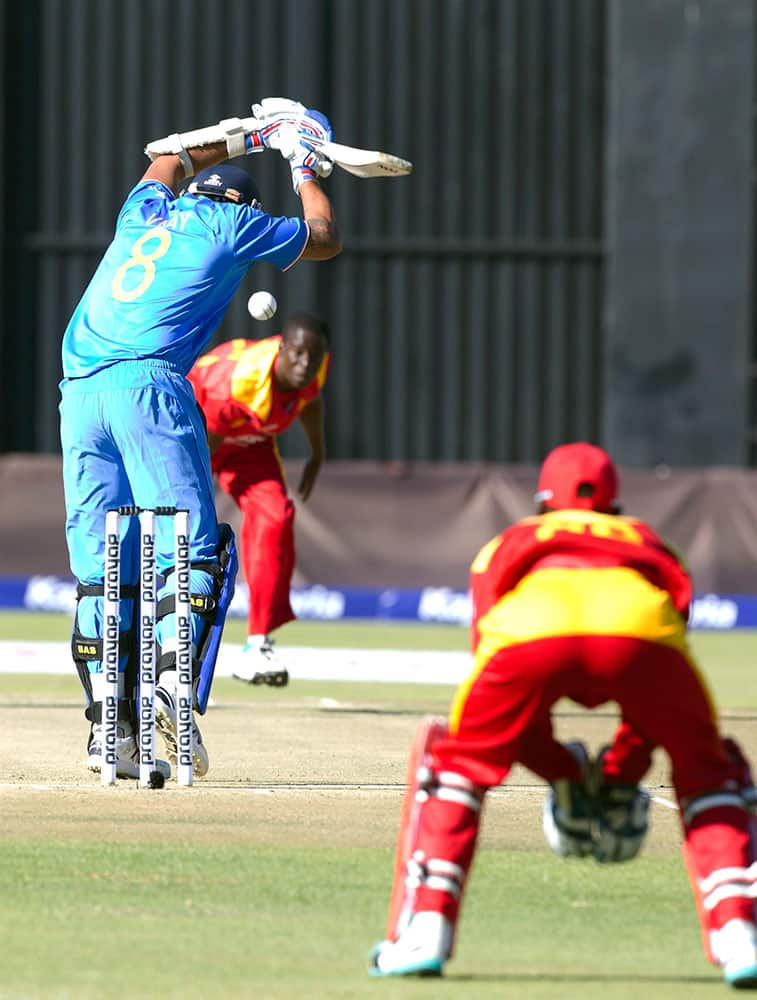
[61,180,308,378]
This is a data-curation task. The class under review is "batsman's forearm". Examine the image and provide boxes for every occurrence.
[300,182,341,259]
[141,142,229,194]
[186,142,229,172]
[300,179,335,221]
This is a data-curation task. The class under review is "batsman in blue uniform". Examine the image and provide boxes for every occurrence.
[60,99,341,779]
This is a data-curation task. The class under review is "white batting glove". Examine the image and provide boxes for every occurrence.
[253,97,307,119]
[275,125,331,194]
[252,98,305,150]
[251,98,335,180]
[295,109,335,178]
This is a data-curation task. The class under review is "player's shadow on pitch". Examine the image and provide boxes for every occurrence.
[317,707,440,717]
[448,973,717,985]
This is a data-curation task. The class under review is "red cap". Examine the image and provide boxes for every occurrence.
[535,442,618,513]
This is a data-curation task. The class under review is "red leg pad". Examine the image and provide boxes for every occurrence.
[683,800,757,964]
[386,716,448,940]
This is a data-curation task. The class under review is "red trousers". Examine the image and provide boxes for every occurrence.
[214,440,296,635]
[440,634,729,798]
[410,634,756,951]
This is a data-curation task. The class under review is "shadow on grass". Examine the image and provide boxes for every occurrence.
[316,706,433,716]
[204,703,430,717]
[447,973,717,985]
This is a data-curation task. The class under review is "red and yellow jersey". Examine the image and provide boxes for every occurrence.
[469,509,692,655]
[187,336,329,442]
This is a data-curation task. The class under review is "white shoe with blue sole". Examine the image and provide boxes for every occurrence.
[724,958,757,990]
[716,920,757,990]
[369,912,451,977]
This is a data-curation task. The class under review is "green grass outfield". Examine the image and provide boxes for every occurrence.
[0,842,720,1000]
[0,610,469,650]
[1,612,755,998]
[1,610,756,707]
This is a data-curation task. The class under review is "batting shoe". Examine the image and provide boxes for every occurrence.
[369,912,452,977]
[87,723,171,781]
[154,677,209,777]
[714,919,757,989]
[233,635,289,687]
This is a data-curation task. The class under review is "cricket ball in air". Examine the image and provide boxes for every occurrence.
[148,769,165,789]
[247,290,278,321]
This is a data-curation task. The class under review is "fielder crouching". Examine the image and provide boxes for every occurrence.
[371,442,757,990]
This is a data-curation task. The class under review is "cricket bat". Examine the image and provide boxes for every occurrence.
[300,138,413,179]
[145,118,413,180]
